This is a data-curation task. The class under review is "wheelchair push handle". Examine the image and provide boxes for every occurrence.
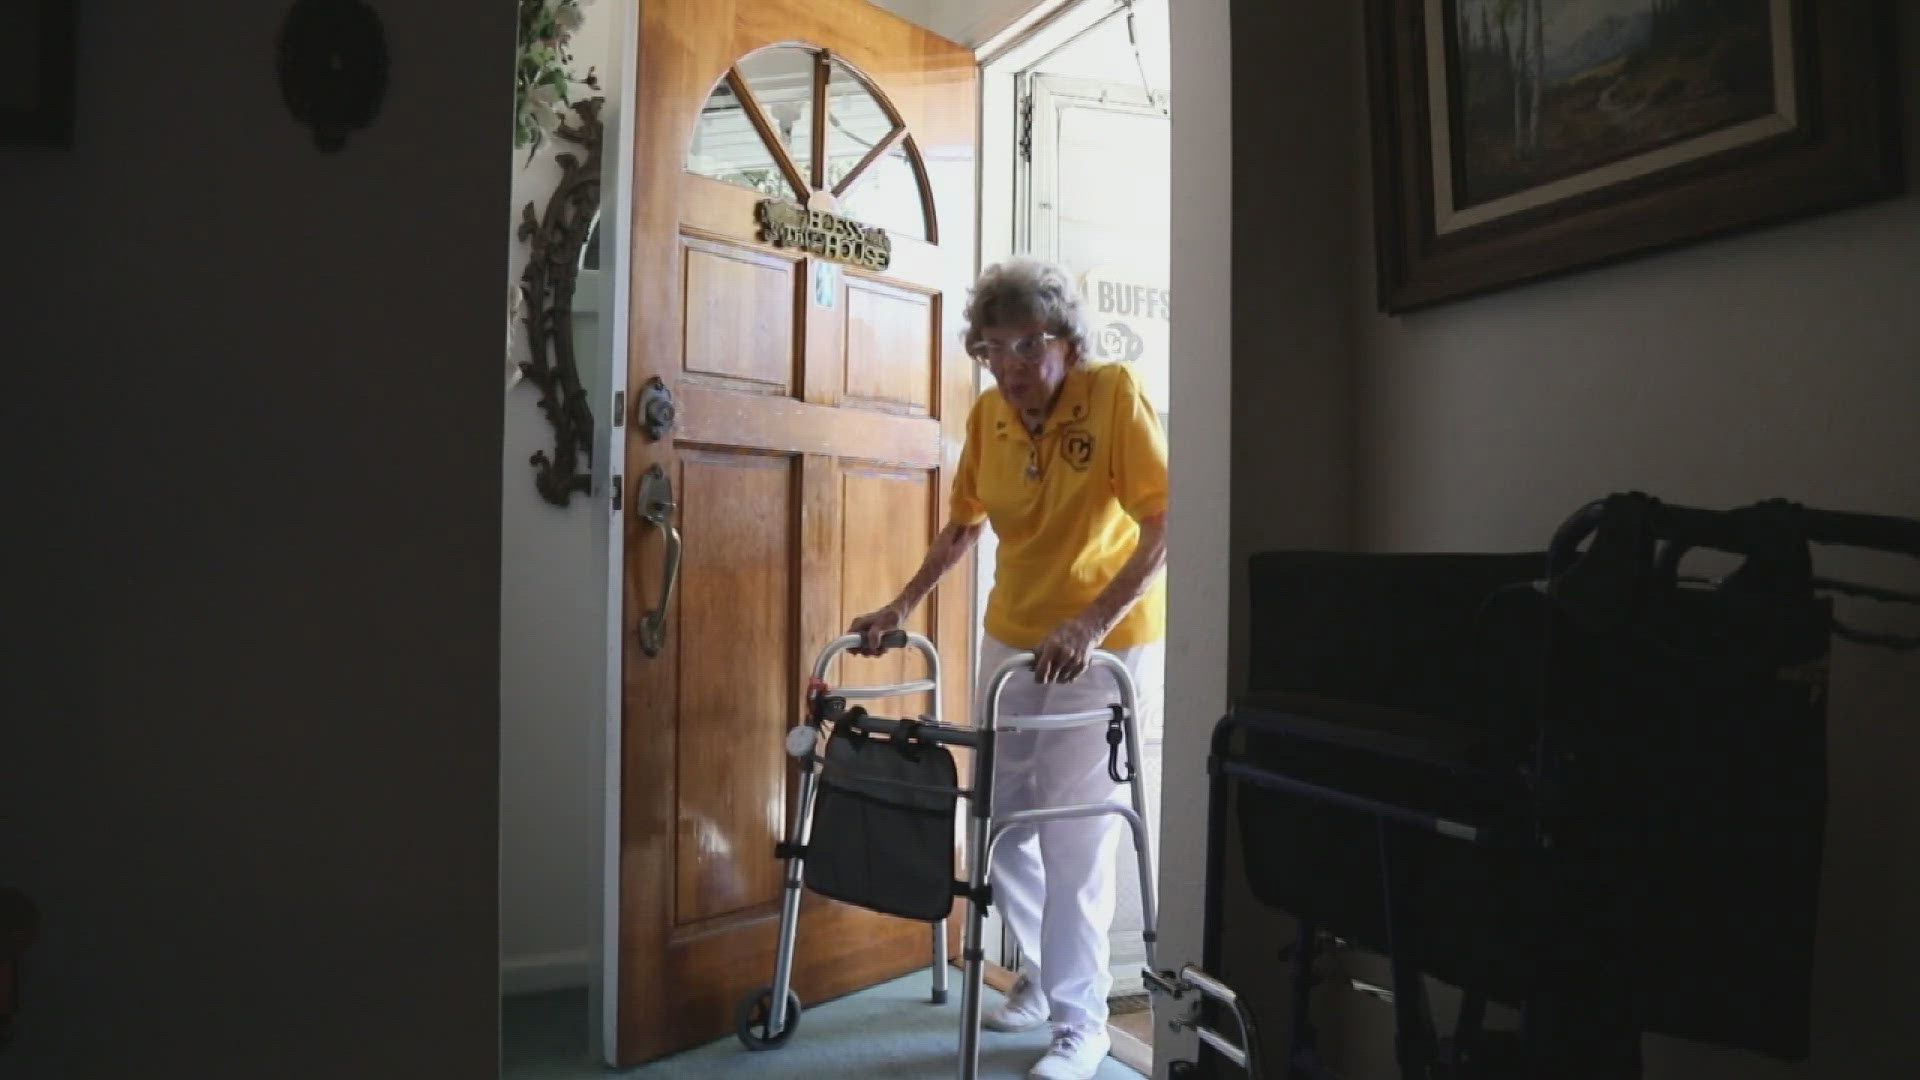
[1550,495,1920,575]
[1797,506,1920,559]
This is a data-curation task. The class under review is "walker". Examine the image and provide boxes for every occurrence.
[735,630,1158,1080]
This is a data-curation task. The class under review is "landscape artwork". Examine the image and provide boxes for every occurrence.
[1445,0,1785,211]
[1367,0,1897,312]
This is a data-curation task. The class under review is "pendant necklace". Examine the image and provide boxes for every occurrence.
[1022,388,1062,481]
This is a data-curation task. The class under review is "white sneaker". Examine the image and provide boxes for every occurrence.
[1027,1024,1112,1080]
[983,974,1049,1033]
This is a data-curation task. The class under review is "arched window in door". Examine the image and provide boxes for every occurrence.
[686,46,937,242]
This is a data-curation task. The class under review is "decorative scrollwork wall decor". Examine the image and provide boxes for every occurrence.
[516,96,604,507]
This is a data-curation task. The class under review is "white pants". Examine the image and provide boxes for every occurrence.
[976,635,1162,1032]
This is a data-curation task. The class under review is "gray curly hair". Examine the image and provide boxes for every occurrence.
[962,257,1091,364]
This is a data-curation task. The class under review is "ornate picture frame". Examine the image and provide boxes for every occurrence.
[1366,0,1903,313]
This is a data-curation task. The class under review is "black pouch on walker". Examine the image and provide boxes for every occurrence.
[805,717,959,922]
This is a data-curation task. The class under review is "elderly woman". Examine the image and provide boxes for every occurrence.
[849,257,1167,1080]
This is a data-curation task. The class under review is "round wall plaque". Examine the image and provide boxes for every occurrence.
[276,0,390,152]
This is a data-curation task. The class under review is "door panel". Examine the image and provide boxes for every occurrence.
[838,463,937,716]
[682,242,800,391]
[619,0,977,1064]
[673,450,795,926]
[844,279,937,414]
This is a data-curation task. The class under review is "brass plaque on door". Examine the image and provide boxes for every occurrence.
[755,199,892,271]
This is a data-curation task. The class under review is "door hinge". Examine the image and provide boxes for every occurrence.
[612,390,626,426]
[1019,92,1034,162]
[611,474,623,513]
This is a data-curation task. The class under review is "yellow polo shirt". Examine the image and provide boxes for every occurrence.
[950,362,1168,650]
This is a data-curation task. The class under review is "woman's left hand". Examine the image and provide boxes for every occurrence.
[1033,614,1105,684]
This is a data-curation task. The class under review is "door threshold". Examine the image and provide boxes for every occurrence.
[1108,1014,1153,1074]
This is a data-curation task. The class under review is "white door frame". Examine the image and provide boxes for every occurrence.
[593,0,639,1064]
[1019,72,1169,266]
[977,0,1138,275]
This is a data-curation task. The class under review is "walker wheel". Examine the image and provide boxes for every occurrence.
[735,986,803,1050]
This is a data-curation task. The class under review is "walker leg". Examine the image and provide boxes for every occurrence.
[767,766,819,1036]
[931,920,949,1004]
[958,815,991,1080]
[1119,690,1158,972]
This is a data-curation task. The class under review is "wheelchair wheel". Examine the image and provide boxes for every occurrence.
[735,986,802,1050]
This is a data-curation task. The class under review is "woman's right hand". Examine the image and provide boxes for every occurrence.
[848,603,908,656]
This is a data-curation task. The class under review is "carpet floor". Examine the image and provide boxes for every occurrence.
[503,970,1145,1079]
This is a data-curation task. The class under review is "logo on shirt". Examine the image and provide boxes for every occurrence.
[1062,425,1095,471]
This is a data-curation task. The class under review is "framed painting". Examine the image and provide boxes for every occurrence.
[1367,0,1903,312]
[2,0,76,148]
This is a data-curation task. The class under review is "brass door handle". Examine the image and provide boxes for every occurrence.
[635,465,680,657]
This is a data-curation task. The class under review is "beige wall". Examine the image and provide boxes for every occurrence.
[0,1,512,1075]
[1227,0,1364,693]
[1223,2,1920,1077]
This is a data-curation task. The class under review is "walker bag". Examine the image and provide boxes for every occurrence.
[805,725,959,922]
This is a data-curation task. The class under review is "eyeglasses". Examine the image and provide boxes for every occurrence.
[967,333,1059,364]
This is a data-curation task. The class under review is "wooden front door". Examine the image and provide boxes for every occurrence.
[617,0,978,1065]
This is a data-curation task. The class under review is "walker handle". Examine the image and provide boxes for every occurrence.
[810,632,944,720]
